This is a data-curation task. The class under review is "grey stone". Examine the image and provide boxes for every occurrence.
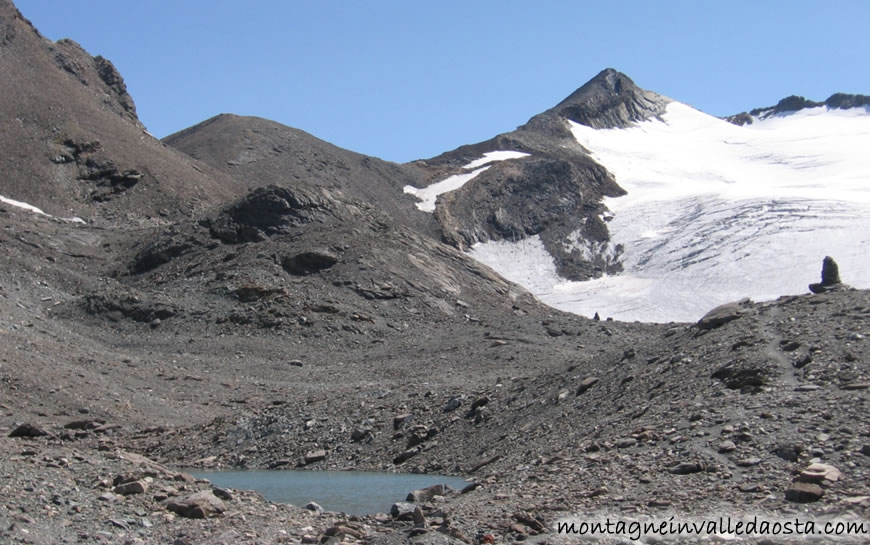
[772,444,802,462]
[718,440,737,453]
[113,480,148,496]
[799,463,840,484]
[390,501,417,521]
[212,487,233,501]
[443,397,462,413]
[166,491,226,518]
[785,482,824,503]
[350,428,371,442]
[393,413,414,430]
[616,438,637,449]
[407,484,446,502]
[304,450,327,464]
[668,462,702,475]
[576,376,599,395]
[393,446,421,465]
[698,302,744,330]
[9,423,49,438]
[305,501,324,513]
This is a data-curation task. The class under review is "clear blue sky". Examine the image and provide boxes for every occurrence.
[16,0,870,163]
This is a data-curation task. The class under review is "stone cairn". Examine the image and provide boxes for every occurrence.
[808,256,843,294]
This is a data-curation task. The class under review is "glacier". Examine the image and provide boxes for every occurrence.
[470,102,870,322]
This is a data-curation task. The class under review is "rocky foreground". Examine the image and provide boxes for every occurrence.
[2,211,868,544]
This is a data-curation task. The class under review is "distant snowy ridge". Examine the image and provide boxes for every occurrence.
[470,102,870,322]
[727,93,870,125]
[404,151,530,212]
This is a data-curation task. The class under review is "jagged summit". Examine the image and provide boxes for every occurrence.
[727,92,870,125]
[543,68,669,129]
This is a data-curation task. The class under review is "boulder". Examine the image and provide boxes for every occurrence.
[393,447,421,465]
[668,462,703,475]
[443,397,462,413]
[8,423,49,438]
[166,491,227,518]
[393,413,414,430]
[304,450,327,464]
[407,484,446,502]
[785,482,824,503]
[113,480,149,496]
[390,501,418,521]
[697,302,745,330]
[305,501,324,513]
[576,376,599,395]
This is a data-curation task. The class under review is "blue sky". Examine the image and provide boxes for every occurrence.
[17,1,870,163]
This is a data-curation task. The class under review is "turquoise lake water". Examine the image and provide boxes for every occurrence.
[190,470,469,515]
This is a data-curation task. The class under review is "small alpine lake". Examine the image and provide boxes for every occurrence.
[189,469,470,515]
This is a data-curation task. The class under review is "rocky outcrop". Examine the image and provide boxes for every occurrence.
[46,38,141,125]
[205,185,336,244]
[93,55,137,117]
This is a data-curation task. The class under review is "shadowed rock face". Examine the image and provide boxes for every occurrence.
[204,185,334,244]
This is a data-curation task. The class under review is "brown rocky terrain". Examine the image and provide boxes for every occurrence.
[1,1,868,544]
[0,0,246,223]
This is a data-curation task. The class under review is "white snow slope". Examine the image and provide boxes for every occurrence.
[0,194,86,224]
[470,103,870,323]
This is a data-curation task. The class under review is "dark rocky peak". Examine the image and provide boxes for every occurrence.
[727,93,870,125]
[2,1,139,125]
[47,38,140,124]
[537,68,669,129]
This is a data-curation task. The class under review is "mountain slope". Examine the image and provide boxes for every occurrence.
[403,69,662,281]
[163,114,440,236]
[0,0,246,222]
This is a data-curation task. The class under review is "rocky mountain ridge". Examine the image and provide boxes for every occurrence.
[726,92,870,125]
